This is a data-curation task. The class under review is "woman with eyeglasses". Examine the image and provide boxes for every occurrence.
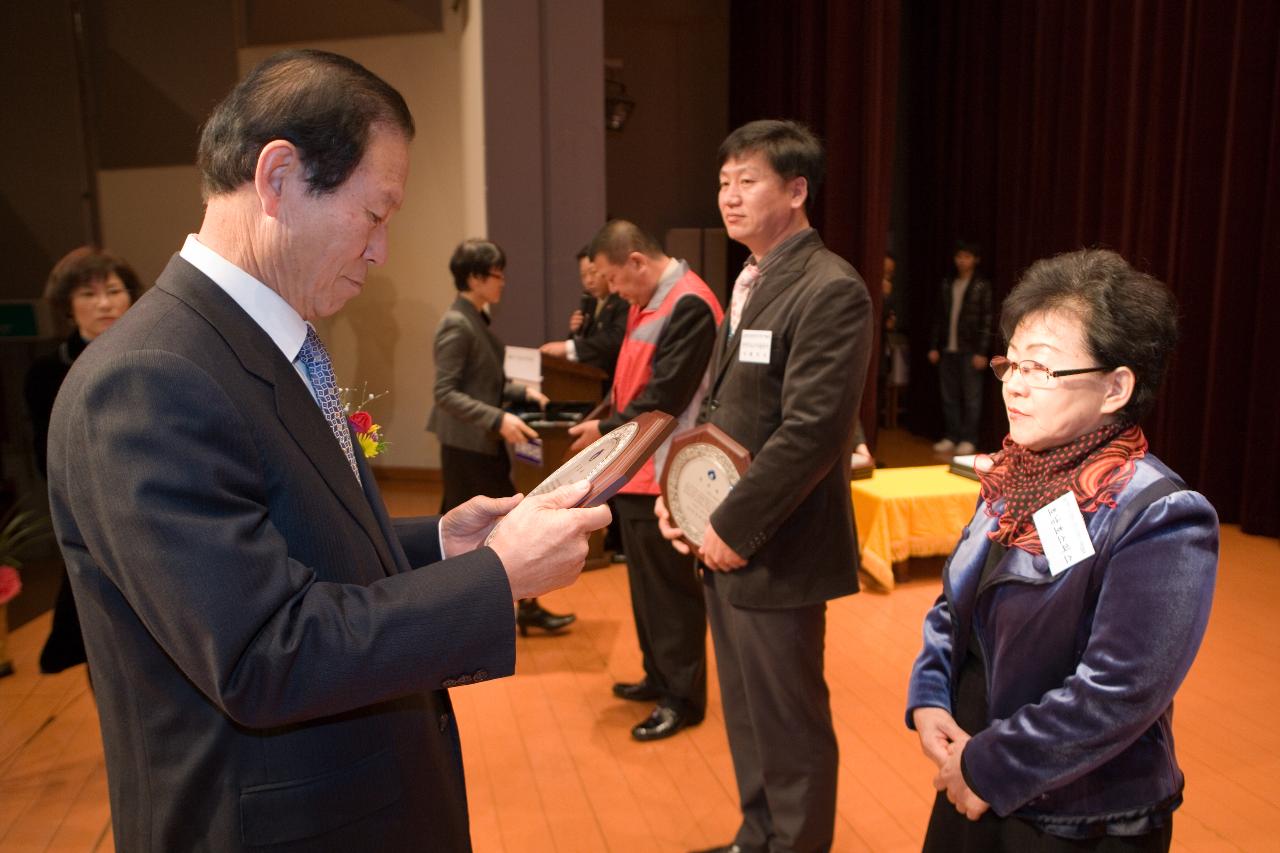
[427,238,575,635]
[906,249,1218,852]
[24,246,143,674]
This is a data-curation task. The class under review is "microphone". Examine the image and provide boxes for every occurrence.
[571,293,596,337]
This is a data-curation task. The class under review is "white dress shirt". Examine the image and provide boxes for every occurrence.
[180,234,318,400]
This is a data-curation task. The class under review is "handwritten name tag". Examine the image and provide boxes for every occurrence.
[738,329,772,364]
[1032,491,1096,575]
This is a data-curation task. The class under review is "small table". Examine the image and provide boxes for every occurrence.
[850,465,982,590]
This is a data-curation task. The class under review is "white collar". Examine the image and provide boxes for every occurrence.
[180,234,309,362]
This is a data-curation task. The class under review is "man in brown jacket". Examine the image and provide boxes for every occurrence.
[661,120,872,853]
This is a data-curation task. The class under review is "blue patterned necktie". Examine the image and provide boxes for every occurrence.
[297,326,361,483]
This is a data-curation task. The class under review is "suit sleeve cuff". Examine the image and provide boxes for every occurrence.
[960,750,986,802]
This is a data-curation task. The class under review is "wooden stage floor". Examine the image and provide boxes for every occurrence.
[2,439,1277,850]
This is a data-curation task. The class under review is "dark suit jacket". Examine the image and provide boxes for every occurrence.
[23,330,88,478]
[427,296,527,455]
[702,230,873,608]
[929,273,993,355]
[570,293,627,381]
[47,256,516,851]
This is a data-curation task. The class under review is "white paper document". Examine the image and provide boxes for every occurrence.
[504,345,543,387]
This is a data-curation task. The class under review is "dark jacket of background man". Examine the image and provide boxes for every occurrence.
[571,290,627,381]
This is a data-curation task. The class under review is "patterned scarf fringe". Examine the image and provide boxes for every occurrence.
[977,423,1148,554]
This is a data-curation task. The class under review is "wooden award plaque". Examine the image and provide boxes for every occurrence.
[485,411,676,546]
[660,423,751,551]
[524,410,676,507]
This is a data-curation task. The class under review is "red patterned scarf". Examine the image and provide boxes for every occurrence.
[977,423,1147,553]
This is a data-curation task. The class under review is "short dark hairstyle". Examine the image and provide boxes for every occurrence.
[717,120,825,211]
[450,239,506,291]
[576,245,590,262]
[587,220,664,265]
[954,239,983,258]
[197,49,415,200]
[1000,249,1178,425]
[44,246,143,321]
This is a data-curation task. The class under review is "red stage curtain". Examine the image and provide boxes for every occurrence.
[727,0,902,448]
[895,0,1280,535]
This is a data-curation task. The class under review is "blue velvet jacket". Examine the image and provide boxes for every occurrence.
[906,454,1218,834]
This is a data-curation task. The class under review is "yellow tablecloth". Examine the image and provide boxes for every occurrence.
[851,465,981,590]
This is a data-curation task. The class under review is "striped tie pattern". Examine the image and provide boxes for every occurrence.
[297,326,361,483]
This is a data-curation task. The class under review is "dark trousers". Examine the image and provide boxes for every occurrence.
[439,444,514,513]
[39,570,87,673]
[923,790,1172,852]
[614,494,706,715]
[939,351,984,445]
[705,587,837,853]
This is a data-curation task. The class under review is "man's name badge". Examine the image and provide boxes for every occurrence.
[1032,491,1096,575]
[738,329,772,364]
[660,424,751,551]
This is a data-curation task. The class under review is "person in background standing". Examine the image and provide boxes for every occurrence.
[24,246,142,675]
[928,240,993,456]
[429,238,575,635]
[541,245,628,389]
[570,219,721,741]
[908,249,1217,852]
[659,119,872,853]
[541,245,632,561]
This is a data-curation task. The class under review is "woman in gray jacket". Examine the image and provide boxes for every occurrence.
[428,238,574,634]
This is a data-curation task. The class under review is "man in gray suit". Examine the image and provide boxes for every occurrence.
[46,50,608,851]
[660,120,872,853]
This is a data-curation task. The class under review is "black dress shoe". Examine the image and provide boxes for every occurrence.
[515,599,576,636]
[612,679,662,702]
[631,705,702,741]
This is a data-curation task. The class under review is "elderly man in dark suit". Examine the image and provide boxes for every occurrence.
[46,50,608,852]
[660,120,872,853]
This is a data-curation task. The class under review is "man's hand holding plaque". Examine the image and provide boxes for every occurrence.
[487,411,677,547]
[567,418,603,452]
[531,410,676,506]
[486,480,610,599]
[658,424,751,568]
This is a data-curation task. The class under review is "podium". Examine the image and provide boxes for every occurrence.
[511,354,613,569]
[538,353,607,402]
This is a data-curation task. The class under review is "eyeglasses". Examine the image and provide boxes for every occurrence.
[71,287,129,303]
[989,356,1112,389]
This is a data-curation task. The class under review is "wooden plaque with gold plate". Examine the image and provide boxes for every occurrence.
[486,411,677,545]
[524,410,676,505]
[660,423,751,552]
